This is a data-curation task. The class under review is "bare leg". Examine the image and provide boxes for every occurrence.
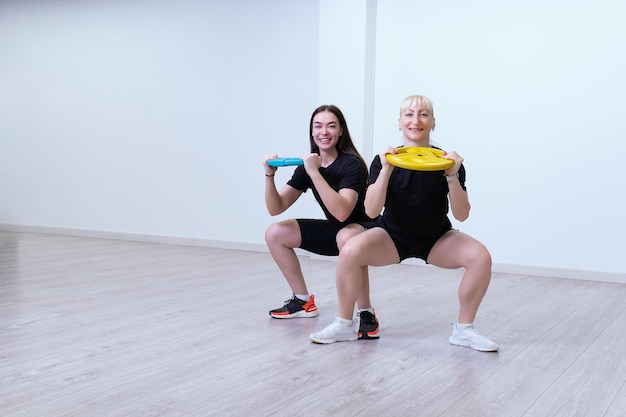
[264,219,307,295]
[336,224,371,310]
[335,228,400,319]
[427,230,492,324]
[309,228,398,344]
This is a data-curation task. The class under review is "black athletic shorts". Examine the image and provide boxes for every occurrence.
[296,218,378,256]
[384,224,452,262]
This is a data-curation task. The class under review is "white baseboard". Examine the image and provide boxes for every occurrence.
[490,263,625,284]
[0,223,270,252]
[389,257,625,284]
[1,223,624,284]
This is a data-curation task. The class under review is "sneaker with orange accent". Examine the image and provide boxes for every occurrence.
[269,294,319,319]
[357,310,379,339]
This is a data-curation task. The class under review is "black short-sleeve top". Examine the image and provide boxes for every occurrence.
[287,152,370,227]
[369,147,467,241]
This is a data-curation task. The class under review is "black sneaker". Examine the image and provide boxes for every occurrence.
[357,310,379,339]
[269,294,319,319]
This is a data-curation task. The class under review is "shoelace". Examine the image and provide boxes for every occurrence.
[318,319,346,335]
[283,296,298,306]
[460,326,491,343]
[358,311,376,325]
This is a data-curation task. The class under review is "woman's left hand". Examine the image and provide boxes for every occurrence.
[302,153,322,175]
[442,150,463,176]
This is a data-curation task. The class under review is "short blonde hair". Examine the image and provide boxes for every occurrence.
[399,95,434,117]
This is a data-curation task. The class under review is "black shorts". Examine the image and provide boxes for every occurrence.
[297,218,378,256]
[379,222,452,262]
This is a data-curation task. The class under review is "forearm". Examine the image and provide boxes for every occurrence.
[446,175,470,221]
[309,172,353,222]
[365,167,392,218]
[265,177,285,215]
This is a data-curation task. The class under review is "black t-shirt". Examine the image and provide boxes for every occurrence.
[287,152,370,227]
[369,149,467,242]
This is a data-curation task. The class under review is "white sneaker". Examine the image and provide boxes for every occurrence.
[449,322,499,352]
[309,317,358,344]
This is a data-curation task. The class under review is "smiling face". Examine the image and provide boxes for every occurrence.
[311,110,342,153]
[398,96,436,147]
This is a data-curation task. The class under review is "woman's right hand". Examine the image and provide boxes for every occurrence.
[379,146,397,170]
[263,154,278,177]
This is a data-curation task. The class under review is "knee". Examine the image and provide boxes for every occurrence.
[336,229,351,249]
[480,247,492,268]
[264,223,282,246]
[469,245,492,272]
[336,224,364,250]
[338,238,361,265]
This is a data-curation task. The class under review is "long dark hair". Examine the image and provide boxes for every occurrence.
[308,105,368,174]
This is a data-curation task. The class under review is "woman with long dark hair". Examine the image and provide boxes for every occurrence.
[263,105,379,340]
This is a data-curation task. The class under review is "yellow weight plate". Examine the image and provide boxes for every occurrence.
[385,147,454,171]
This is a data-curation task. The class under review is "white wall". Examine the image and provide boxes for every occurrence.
[1,0,624,280]
[371,0,626,276]
[317,0,375,161]
[0,0,321,245]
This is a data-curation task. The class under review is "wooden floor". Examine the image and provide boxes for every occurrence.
[1,231,625,417]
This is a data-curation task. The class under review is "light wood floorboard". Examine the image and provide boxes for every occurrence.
[1,231,625,417]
